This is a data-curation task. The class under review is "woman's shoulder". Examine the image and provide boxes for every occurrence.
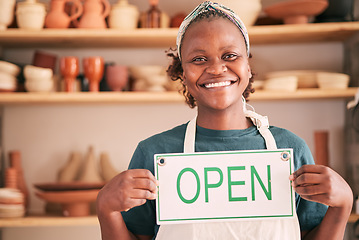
[269,126,307,148]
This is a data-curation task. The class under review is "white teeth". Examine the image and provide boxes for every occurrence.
[204,81,232,88]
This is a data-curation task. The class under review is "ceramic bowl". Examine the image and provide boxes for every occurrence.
[24,65,53,80]
[129,65,165,80]
[16,1,46,30]
[266,70,318,88]
[264,76,298,92]
[0,61,21,77]
[0,72,17,92]
[25,78,54,92]
[316,72,350,89]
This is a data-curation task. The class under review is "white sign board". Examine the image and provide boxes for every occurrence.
[154,149,295,225]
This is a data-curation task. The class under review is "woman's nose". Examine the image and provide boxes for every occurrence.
[206,61,227,75]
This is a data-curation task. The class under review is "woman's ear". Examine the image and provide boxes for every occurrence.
[182,73,187,85]
[248,65,252,78]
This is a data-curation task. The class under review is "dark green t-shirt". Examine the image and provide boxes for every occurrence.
[122,123,327,238]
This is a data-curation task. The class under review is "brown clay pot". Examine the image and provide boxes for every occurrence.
[45,0,83,28]
[83,57,104,92]
[60,56,79,92]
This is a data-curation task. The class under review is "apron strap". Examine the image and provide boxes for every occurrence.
[184,117,197,153]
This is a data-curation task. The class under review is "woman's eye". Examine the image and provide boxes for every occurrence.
[223,54,237,60]
[192,57,206,63]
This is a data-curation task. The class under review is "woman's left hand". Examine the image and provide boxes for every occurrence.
[289,164,353,208]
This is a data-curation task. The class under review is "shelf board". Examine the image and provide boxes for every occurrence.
[0,88,356,105]
[1,22,359,48]
[0,214,98,227]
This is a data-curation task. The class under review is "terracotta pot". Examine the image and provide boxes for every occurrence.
[83,57,104,92]
[32,50,58,73]
[106,64,128,91]
[45,0,83,28]
[60,56,79,92]
[0,0,16,30]
[76,0,110,28]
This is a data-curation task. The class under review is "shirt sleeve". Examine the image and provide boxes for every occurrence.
[295,141,328,232]
[121,144,157,236]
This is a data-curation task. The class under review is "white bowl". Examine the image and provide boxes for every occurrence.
[0,61,21,77]
[24,65,53,80]
[266,70,318,88]
[316,72,350,90]
[25,78,54,92]
[0,72,17,91]
[129,65,166,80]
[264,76,298,92]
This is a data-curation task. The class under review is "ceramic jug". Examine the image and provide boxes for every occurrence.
[45,0,83,28]
[109,0,139,30]
[76,0,110,28]
[0,0,16,30]
[16,0,46,30]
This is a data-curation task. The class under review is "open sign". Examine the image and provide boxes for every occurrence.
[154,149,295,225]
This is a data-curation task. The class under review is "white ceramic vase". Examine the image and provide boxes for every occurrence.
[0,0,16,30]
[109,0,139,30]
[216,0,262,26]
[16,0,46,30]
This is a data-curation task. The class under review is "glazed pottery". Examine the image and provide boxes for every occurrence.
[45,0,83,28]
[24,65,53,80]
[35,189,100,217]
[77,0,110,28]
[264,0,329,24]
[0,72,17,92]
[16,0,46,30]
[0,61,21,77]
[99,152,119,182]
[83,57,104,92]
[109,0,139,30]
[0,188,25,218]
[57,152,82,182]
[142,0,161,28]
[316,0,353,22]
[0,0,16,30]
[9,151,29,211]
[216,0,262,26]
[60,56,79,92]
[77,146,103,182]
[314,131,329,166]
[105,64,128,91]
[32,51,58,73]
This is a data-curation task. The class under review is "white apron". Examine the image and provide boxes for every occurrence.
[155,107,301,240]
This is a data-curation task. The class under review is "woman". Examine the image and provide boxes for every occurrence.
[97,2,352,239]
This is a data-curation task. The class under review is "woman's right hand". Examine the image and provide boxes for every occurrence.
[97,169,158,214]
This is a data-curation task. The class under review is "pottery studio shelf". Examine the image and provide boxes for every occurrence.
[0,22,359,48]
[0,88,356,105]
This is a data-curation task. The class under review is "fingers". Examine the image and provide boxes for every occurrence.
[290,164,326,180]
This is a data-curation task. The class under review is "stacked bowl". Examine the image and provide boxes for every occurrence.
[24,65,54,92]
[0,61,20,92]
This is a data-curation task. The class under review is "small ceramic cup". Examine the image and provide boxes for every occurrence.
[16,0,46,30]
[106,64,128,91]
[83,56,104,92]
[60,56,79,92]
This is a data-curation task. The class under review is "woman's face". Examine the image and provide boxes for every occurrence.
[180,17,251,112]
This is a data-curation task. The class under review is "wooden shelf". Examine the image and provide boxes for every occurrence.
[0,214,98,228]
[1,22,359,48]
[0,88,356,105]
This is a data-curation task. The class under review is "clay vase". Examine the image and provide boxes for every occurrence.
[314,130,329,166]
[0,0,16,30]
[109,0,139,30]
[9,150,29,211]
[45,0,83,28]
[106,65,128,91]
[5,168,17,189]
[144,0,161,28]
[77,0,110,28]
[83,56,104,92]
[60,56,79,92]
[16,0,46,30]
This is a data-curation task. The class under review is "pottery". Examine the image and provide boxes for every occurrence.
[35,189,100,217]
[34,182,104,191]
[0,61,21,77]
[216,0,262,26]
[109,0,139,30]
[60,56,79,92]
[83,57,104,92]
[24,65,53,80]
[264,0,329,24]
[105,64,128,91]
[0,0,16,30]
[5,168,17,189]
[58,152,82,182]
[32,51,58,73]
[45,0,83,28]
[170,13,186,28]
[0,72,17,92]
[25,79,54,92]
[266,70,319,88]
[99,152,119,182]
[0,188,25,218]
[16,0,46,30]
[264,76,298,91]
[76,0,110,28]
[77,146,102,182]
[141,0,161,28]
[316,72,350,89]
